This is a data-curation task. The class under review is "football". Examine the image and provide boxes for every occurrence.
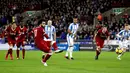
[115,47,123,54]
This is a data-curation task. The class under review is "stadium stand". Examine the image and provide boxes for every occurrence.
[0,0,130,41]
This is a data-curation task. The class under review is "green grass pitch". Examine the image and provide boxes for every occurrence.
[0,51,130,73]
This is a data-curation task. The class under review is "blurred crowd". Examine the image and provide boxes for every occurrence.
[0,0,130,41]
[31,0,111,39]
[0,0,41,26]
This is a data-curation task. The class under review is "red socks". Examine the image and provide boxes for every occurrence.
[43,54,52,62]
[5,49,13,60]
[5,49,10,59]
[16,49,25,59]
[52,42,58,51]
[22,49,25,59]
[10,49,13,60]
[16,50,20,58]
[96,50,101,56]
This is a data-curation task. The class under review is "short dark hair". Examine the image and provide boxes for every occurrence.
[125,23,129,26]
[12,22,16,24]
[73,15,78,19]
[38,19,43,25]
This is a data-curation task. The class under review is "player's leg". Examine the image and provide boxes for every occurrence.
[65,47,70,59]
[95,39,104,60]
[38,41,53,66]
[65,35,70,59]
[41,50,53,66]
[42,52,45,59]
[5,45,13,60]
[65,35,74,60]
[117,48,126,60]
[69,38,74,60]
[51,41,63,53]
[16,42,20,59]
[22,41,26,59]
[5,42,14,60]
[116,41,122,60]
[10,43,15,60]
[95,46,101,60]
[117,41,127,60]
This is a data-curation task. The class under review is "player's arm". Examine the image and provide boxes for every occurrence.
[94,29,100,41]
[106,35,110,45]
[43,29,49,39]
[116,30,123,38]
[128,30,130,40]
[3,29,7,37]
[53,27,56,41]
[68,29,72,34]
[4,26,9,35]
[94,30,97,40]
[53,33,56,41]
[68,24,72,35]
[28,29,34,37]
[43,33,49,39]
[106,31,110,43]
[74,24,79,38]
[94,33,97,40]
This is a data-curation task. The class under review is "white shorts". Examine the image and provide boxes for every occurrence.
[67,34,74,46]
[118,40,129,49]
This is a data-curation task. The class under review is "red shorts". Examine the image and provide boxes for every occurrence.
[35,40,51,53]
[16,38,25,47]
[16,41,25,47]
[45,41,51,48]
[95,37,104,48]
[7,37,15,46]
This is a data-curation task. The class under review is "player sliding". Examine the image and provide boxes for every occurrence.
[94,26,110,60]
[65,17,79,60]
[116,24,130,60]
[44,20,63,53]
[29,20,53,66]
[16,24,27,59]
[5,22,17,60]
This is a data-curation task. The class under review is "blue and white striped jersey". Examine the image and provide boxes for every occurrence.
[44,25,56,41]
[117,30,130,41]
[67,23,79,38]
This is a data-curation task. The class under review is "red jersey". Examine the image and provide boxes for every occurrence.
[96,28,109,40]
[16,26,27,42]
[96,25,102,30]
[29,26,50,53]
[31,26,49,43]
[5,25,17,40]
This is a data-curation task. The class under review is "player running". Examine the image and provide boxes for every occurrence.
[94,26,110,60]
[116,24,130,60]
[29,20,53,66]
[16,24,27,59]
[44,20,63,53]
[65,17,79,60]
[5,22,17,60]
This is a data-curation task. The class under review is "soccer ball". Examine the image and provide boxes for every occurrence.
[115,47,123,54]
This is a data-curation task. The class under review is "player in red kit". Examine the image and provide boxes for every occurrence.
[5,22,17,60]
[29,20,53,66]
[16,24,27,59]
[94,26,110,60]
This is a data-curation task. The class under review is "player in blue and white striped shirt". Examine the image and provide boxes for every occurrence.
[116,24,130,60]
[44,20,63,53]
[65,17,79,60]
